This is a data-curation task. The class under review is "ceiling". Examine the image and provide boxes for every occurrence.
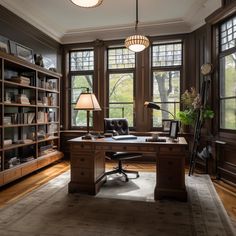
[0,0,221,44]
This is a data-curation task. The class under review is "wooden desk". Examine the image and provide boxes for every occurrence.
[68,136,188,201]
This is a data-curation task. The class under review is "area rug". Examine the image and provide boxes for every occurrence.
[0,171,235,236]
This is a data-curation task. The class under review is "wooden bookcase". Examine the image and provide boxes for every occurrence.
[0,51,63,186]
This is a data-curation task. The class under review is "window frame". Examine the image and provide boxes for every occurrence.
[151,41,183,130]
[219,16,236,132]
[106,46,136,128]
[69,49,95,129]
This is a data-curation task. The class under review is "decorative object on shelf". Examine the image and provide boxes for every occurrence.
[70,0,103,8]
[177,87,214,127]
[15,43,33,63]
[0,35,9,53]
[5,92,12,104]
[74,88,101,139]
[34,54,44,67]
[125,0,149,52]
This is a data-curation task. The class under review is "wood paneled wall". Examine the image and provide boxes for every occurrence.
[0,5,62,72]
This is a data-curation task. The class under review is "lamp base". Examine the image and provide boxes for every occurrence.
[82,132,94,140]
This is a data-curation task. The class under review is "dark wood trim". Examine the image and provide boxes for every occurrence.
[206,1,236,25]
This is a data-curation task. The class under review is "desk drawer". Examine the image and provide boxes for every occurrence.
[158,158,182,173]
[157,171,182,188]
[71,143,94,152]
[71,168,93,183]
[159,146,183,155]
[71,154,93,168]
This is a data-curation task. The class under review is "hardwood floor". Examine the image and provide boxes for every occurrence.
[0,160,235,229]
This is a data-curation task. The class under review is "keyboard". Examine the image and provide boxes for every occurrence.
[112,135,137,140]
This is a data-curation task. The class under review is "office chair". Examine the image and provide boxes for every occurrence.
[103,118,141,182]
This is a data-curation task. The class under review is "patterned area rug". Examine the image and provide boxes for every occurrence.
[0,171,235,236]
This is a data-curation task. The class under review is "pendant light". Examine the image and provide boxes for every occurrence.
[125,0,149,52]
[70,0,103,8]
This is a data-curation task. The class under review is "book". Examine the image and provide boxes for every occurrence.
[112,135,137,140]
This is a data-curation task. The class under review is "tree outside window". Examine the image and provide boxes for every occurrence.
[107,47,135,126]
[70,50,94,128]
[152,42,182,128]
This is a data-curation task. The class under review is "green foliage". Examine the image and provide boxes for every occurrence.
[177,87,214,127]
[177,109,197,125]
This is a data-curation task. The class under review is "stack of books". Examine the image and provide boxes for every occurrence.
[11,76,31,85]
[15,94,30,104]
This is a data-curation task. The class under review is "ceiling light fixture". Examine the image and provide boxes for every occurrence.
[70,0,103,8]
[125,0,149,52]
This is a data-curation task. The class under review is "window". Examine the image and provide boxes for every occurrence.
[70,50,94,127]
[220,16,236,130]
[107,47,135,126]
[152,42,182,128]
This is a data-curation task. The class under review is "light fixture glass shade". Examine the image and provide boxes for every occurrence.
[70,0,103,8]
[125,34,150,52]
[75,92,101,111]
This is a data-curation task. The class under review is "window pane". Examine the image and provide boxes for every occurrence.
[220,16,236,52]
[108,48,135,69]
[220,53,236,98]
[70,50,94,71]
[152,43,182,67]
[109,73,134,126]
[152,71,180,127]
[71,75,93,127]
[220,98,236,130]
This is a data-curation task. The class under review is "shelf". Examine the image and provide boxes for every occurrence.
[37,87,59,93]
[4,80,36,89]
[37,136,59,143]
[4,103,36,107]
[0,50,62,187]
[37,122,59,125]
[37,105,59,108]
[0,50,62,78]
[4,141,36,151]
[4,123,37,128]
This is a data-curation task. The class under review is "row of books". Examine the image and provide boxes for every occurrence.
[37,111,56,123]
[4,112,35,125]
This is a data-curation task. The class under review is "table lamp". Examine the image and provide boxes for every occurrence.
[144,101,175,119]
[75,89,101,139]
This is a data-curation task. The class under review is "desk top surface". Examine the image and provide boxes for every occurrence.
[68,136,187,146]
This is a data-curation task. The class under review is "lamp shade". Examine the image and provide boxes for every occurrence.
[125,34,150,52]
[70,0,103,8]
[75,92,101,111]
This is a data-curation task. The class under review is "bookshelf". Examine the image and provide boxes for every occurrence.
[0,50,63,186]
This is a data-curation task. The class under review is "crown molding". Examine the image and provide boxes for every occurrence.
[61,19,191,44]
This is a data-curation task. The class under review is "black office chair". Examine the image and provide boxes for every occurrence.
[103,118,141,182]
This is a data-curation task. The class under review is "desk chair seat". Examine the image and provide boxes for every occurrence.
[104,118,141,182]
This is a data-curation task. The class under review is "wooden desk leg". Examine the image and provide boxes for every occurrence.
[68,149,106,195]
[155,154,187,201]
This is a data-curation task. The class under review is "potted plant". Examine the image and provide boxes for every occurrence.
[177,87,214,132]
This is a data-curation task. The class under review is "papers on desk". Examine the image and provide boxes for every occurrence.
[112,135,137,140]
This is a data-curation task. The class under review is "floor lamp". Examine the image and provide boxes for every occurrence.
[75,89,101,139]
